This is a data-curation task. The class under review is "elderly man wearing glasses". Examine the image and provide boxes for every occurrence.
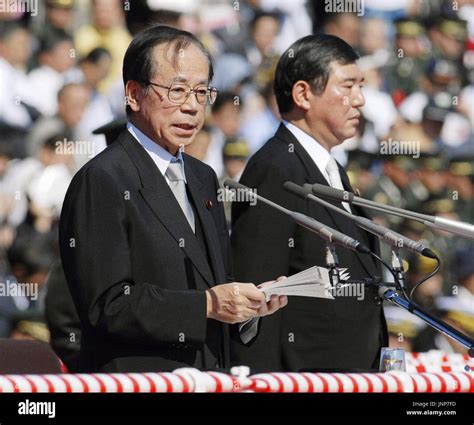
[59,25,287,373]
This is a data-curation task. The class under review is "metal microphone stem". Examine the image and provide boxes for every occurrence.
[326,244,340,287]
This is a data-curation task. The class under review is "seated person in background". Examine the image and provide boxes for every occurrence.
[206,91,243,178]
[414,246,474,354]
[1,234,54,338]
[24,29,76,117]
[219,137,250,228]
[384,305,426,352]
[26,83,91,168]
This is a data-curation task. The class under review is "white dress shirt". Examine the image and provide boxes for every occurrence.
[283,120,351,212]
[127,122,187,184]
[283,120,333,185]
[24,65,65,117]
[0,58,31,128]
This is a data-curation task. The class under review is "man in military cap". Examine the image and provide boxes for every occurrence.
[447,155,474,223]
[222,137,250,181]
[414,152,450,199]
[420,97,454,152]
[427,15,468,82]
[219,137,250,227]
[398,58,461,124]
[453,245,474,302]
[414,296,474,354]
[345,148,378,196]
[364,154,428,230]
[429,16,468,62]
[385,17,429,105]
[424,59,461,95]
[417,189,460,288]
[384,305,426,352]
[34,0,76,40]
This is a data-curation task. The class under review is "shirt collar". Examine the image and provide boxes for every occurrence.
[282,120,332,180]
[127,122,186,181]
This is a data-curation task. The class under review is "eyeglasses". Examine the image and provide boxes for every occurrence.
[146,81,219,106]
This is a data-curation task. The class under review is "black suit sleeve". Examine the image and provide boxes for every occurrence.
[44,261,81,372]
[59,166,208,346]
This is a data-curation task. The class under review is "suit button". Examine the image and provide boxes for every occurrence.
[206,200,213,209]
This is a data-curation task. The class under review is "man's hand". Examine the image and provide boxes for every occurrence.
[256,276,288,317]
[254,294,288,318]
[206,280,288,324]
[206,283,265,324]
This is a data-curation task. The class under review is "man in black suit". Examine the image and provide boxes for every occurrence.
[231,35,388,372]
[59,26,286,373]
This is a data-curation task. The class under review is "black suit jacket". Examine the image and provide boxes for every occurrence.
[59,129,233,372]
[231,124,388,372]
[45,260,81,372]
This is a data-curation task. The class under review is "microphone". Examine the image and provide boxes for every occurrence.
[223,179,370,254]
[309,183,474,240]
[283,182,437,259]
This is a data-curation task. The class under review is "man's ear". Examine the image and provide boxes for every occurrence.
[291,80,312,111]
[125,80,142,113]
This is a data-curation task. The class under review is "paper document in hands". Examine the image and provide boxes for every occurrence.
[259,266,335,300]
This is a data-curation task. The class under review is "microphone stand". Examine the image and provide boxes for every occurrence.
[339,275,474,357]
[390,249,409,296]
[229,179,474,355]
[282,181,434,301]
[288,181,468,349]
[325,244,340,287]
[377,283,474,357]
[354,253,473,356]
[346,250,474,356]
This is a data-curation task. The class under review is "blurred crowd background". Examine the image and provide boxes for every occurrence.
[0,0,472,369]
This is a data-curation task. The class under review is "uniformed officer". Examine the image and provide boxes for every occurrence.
[385,17,429,105]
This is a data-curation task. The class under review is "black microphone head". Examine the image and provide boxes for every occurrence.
[421,248,438,259]
[283,181,312,200]
[356,243,371,255]
[311,183,354,203]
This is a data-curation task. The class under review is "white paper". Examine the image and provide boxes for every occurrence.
[259,266,335,300]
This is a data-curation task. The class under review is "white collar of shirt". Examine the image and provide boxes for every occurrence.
[127,122,186,183]
[282,120,332,183]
